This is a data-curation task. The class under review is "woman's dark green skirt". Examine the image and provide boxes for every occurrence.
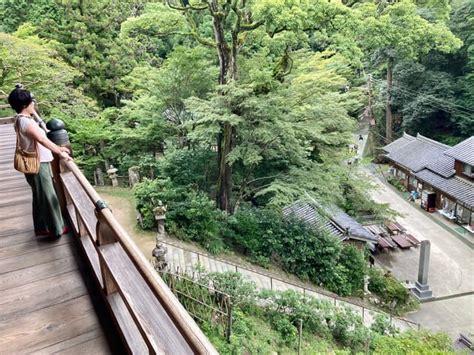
[25,162,64,236]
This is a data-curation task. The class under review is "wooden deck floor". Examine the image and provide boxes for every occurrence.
[0,124,112,354]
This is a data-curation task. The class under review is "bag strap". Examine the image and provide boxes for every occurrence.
[14,115,38,153]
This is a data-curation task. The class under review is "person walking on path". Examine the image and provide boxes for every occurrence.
[8,87,72,238]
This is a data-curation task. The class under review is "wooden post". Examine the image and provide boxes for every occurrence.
[96,212,118,295]
[297,319,303,355]
[226,296,233,343]
[385,58,394,143]
[46,119,72,214]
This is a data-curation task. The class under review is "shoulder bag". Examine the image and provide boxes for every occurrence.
[13,117,40,174]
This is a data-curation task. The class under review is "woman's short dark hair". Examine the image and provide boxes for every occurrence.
[8,87,33,113]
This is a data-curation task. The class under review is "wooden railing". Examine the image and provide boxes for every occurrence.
[0,94,14,125]
[54,158,217,354]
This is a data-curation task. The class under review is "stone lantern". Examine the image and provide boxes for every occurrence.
[153,201,167,235]
[128,166,140,187]
[152,200,168,270]
[107,165,118,187]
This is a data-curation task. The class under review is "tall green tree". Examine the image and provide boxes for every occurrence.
[123,0,360,211]
[1,0,152,107]
[356,0,461,141]
[0,32,96,119]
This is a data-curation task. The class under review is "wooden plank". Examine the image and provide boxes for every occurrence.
[0,233,70,260]
[0,294,102,353]
[79,234,103,288]
[34,328,109,354]
[0,179,29,193]
[0,171,25,181]
[100,242,193,354]
[0,194,30,209]
[0,241,75,275]
[0,201,31,220]
[391,234,412,249]
[0,228,36,247]
[0,215,34,238]
[67,203,79,233]
[108,292,148,354]
[405,233,421,246]
[0,117,14,125]
[0,256,78,291]
[0,175,26,187]
[57,333,111,354]
[0,270,88,321]
[61,171,97,240]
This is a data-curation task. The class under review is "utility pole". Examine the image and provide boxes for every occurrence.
[385,58,394,142]
[367,74,375,125]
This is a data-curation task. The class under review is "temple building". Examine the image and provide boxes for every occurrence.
[382,134,474,234]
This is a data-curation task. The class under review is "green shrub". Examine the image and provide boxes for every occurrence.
[370,314,399,337]
[226,207,368,296]
[134,178,225,253]
[372,330,454,354]
[368,268,411,309]
[330,308,370,353]
[260,289,332,340]
[387,176,407,192]
[200,272,258,309]
[224,207,284,265]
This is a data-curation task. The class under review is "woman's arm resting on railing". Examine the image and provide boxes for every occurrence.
[25,123,72,161]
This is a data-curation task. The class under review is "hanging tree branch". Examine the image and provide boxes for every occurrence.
[165,0,216,48]
[166,0,208,11]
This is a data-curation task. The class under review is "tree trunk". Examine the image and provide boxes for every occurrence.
[385,58,393,142]
[217,123,233,212]
[210,0,236,212]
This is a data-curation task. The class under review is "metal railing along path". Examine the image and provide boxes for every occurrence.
[158,239,420,332]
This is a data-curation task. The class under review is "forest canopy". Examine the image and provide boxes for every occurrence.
[0,0,470,212]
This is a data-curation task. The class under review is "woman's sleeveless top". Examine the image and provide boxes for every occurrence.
[15,115,53,163]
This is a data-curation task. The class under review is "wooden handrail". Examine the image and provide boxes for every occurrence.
[59,160,217,354]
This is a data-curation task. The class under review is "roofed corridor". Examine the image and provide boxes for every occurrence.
[0,123,112,353]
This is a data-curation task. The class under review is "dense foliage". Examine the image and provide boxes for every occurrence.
[0,0,467,345]
[1,0,467,208]
[174,271,453,354]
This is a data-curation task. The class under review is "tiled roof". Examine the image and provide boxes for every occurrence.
[415,169,474,209]
[444,136,474,166]
[283,201,378,243]
[383,133,450,173]
[283,201,345,241]
[425,154,455,178]
[327,206,379,242]
[382,132,415,154]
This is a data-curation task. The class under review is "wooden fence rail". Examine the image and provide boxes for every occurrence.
[54,158,217,354]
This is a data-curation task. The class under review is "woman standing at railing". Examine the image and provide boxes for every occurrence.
[8,86,72,239]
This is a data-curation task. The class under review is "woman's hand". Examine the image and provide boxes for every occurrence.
[59,146,71,154]
[59,151,73,161]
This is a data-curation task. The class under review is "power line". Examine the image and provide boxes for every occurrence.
[369,77,474,115]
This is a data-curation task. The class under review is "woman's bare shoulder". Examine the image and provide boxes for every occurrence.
[16,115,33,131]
